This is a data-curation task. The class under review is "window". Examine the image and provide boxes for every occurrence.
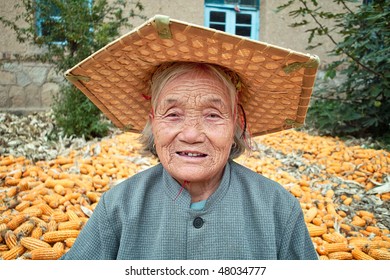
[204,0,260,40]
[36,0,64,43]
[35,0,92,44]
[207,0,259,7]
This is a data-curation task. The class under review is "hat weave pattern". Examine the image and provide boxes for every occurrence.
[65,15,319,136]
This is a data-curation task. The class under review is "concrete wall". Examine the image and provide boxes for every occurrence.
[0,0,346,113]
[260,1,346,65]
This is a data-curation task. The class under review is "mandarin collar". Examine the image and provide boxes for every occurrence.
[162,160,232,211]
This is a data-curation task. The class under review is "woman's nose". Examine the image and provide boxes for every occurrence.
[177,118,205,143]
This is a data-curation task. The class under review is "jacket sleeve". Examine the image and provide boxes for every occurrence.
[60,193,119,260]
[278,199,319,260]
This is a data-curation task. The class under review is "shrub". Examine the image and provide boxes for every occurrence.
[277,0,390,145]
[0,0,145,139]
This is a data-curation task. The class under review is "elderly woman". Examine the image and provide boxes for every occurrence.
[61,16,319,260]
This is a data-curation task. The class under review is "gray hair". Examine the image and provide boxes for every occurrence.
[139,62,251,159]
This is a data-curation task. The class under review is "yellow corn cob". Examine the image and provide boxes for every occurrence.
[368,249,390,260]
[21,206,43,217]
[45,178,75,189]
[41,214,51,223]
[343,197,353,206]
[1,245,26,260]
[30,226,44,239]
[12,169,22,179]
[15,201,31,212]
[38,203,55,216]
[58,205,66,213]
[289,185,303,197]
[28,247,61,260]
[51,211,69,223]
[311,217,323,226]
[54,184,66,195]
[337,210,347,218]
[322,232,346,243]
[4,230,18,249]
[316,245,327,255]
[324,219,334,228]
[323,242,352,253]
[58,194,70,205]
[66,209,82,222]
[304,207,318,223]
[20,237,51,251]
[6,214,29,230]
[47,220,58,232]
[31,197,46,205]
[312,237,324,246]
[6,186,20,197]
[328,251,353,260]
[348,238,371,250]
[80,217,89,223]
[356,210,374,218]
[90,202,98,211]
[58,220,84,231]
[365,225,382,236]
[14,220,35,237]
[86,192,100,203]
[53,242,65,256]
[370,240,390,249]
[351,248,375,260]
[20,191,35,202]
[29,217,48,231]
[340,223,352,233]
[41,230,80,243]
[43,194,60,209]
[65,237,76,248]
[0,211,12,223]
[0,222,7,232]
[19,177,35,191]
[307,224,327,237]
[351,215,366,227]
[325,189,334,199]
[326,203,337,216]
[0,244,9,251]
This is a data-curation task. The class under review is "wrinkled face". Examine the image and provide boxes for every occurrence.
[151,70,235,185]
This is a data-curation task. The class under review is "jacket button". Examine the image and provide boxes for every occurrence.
[193,217,204,229]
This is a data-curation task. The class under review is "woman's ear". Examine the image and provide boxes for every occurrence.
[149,108,155,120]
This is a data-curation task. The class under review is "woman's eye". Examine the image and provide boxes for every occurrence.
[164,112,180,119]
[206,111,222,119]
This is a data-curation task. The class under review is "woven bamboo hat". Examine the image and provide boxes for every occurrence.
[65,15,320,137]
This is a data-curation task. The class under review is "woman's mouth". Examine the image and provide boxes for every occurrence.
[176,151,207,158]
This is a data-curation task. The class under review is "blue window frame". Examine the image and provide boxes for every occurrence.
[35,0,92,44]
[204,0,260,40]
[36,1,62,42]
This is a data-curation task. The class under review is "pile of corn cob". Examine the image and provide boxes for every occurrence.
[237,130,390,260]
[1,130,389,260]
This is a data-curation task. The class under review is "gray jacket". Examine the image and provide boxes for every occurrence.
[61,160,318,260]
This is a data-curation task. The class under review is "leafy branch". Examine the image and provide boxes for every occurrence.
[277,0,390,141]
[280,0,382,77]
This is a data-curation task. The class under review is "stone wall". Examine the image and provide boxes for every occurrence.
[0,61,63,114]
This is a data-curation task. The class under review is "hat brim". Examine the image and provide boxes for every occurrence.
[65,15,320,136]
